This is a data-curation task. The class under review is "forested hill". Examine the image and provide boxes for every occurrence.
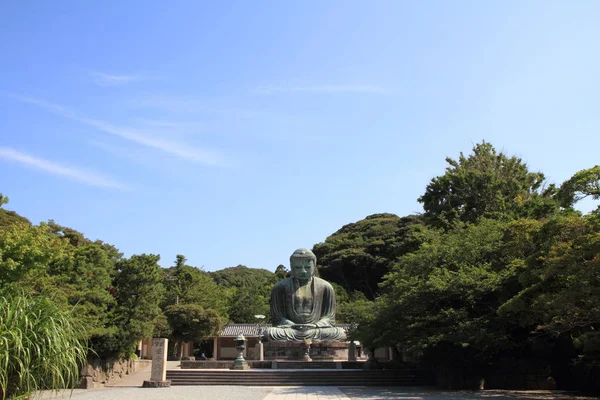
[210,265,276,287]
[313,213,424,300]
[0,207,31,229]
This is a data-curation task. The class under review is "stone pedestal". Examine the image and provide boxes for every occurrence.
[264,341,349,361]
[143,338,171,388]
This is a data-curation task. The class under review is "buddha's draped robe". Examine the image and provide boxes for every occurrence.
[263,277,347,342]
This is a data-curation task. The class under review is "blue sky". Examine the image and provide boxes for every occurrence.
[1,1,599,271]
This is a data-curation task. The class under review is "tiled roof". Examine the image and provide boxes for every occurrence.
[219,323,353,337]
[220,323,271,337]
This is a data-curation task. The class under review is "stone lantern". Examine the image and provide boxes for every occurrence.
[230,333,250,370]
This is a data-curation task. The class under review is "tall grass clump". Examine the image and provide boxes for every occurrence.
[0,293,88,399]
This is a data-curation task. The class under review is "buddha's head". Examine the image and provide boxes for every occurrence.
[290,248,316,284]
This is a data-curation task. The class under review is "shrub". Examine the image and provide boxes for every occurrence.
[0,293,87,399]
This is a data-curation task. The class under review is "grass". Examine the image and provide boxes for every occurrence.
[0,293,88,399]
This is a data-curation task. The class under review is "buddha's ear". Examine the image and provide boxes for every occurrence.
[313,264,320,278]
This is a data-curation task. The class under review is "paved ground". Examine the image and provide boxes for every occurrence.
[34,386,598,400]
[33,365,598,400]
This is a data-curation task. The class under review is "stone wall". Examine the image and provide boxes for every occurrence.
[79,358,151,388]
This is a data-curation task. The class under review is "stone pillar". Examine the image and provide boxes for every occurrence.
[142,338,171,387]
[258,341,264,361]
[213,337,219,360]
[348,342,357,362]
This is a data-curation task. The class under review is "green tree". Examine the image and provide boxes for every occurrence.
[100,254,165,358]
[557,166,600,212]
[227,283,270,323]
[211,264,275,288]
[0,222,71,290]
[164,255,230,319]
[52,243,117,338]
[274,264,289,280]
[336,294,374,327]
[418,142,555,227]
[164,304,222,359]
[363,219,516,352]
[499,214,600,340]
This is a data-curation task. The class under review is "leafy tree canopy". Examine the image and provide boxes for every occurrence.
[361,218,520,353]
[165,304,223,344]
[499,214,600,342]
[163,255,230,319]
[418,142,556,227]
[211,264,276,287]
[0,222,72,289]
[557,165,600,212]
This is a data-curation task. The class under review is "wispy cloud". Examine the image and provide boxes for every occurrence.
[7,94,230,167]
[129,95,271,119]
[253,84,389,95]
[0,147,128,190]
[90,72,146,87]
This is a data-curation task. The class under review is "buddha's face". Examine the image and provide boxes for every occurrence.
[291,258,314,282]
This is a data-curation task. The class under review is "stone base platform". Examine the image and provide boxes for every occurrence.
[264,341,349,361]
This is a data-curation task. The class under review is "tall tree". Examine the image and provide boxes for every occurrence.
[106,254,165,357]
[164,255,230,319]
[164,304,222,359]
[418,142,554,226]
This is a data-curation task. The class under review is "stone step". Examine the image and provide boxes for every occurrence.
[276,361,339,369]
[166,369,435,386]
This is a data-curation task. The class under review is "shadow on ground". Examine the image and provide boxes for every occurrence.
[339,387,598,400]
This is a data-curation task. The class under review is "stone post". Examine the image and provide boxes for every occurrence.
[301,340,312,362]
[258,341,264,361]
[142,338,171,387]
[348,341,357,362]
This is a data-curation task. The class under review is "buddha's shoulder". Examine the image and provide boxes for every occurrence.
[313,277,334,290]
[273,277,293,290]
